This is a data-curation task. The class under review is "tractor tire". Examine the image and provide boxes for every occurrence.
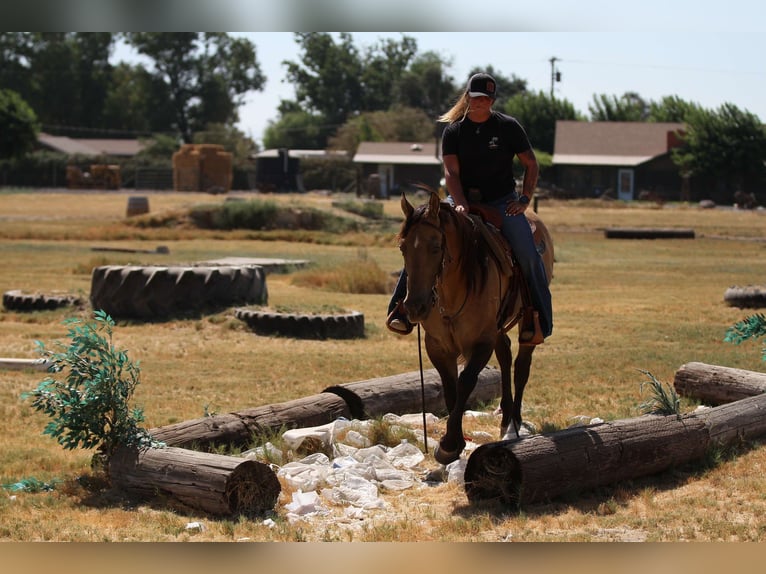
[90,265,268,320]
[724,285,766,309]
[2,290,83,312]
[235,308,364,340]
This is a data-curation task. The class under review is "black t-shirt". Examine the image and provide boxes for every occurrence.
[441,111,532,203]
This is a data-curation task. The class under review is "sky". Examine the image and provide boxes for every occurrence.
[225,31,766,148]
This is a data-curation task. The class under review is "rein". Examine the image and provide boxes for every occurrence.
[409,210,472,323]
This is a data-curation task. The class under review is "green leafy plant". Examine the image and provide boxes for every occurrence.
[638,369,681,416]
[724,313,766,362]
[22,310,156,458]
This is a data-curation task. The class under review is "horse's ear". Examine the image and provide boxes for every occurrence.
[427,191,441,220]
[401,192,414,219]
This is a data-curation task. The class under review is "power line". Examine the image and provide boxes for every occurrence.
[555,57,764,77]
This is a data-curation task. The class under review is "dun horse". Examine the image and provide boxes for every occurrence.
[397,191,554,464]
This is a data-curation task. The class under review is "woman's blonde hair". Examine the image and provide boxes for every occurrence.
[438,92,472,124]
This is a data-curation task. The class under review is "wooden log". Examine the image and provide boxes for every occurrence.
[152,368,501,449]
[109,446,280,517]
[150,392,351,449]
[464,391,766,506]
[323,366,501,419]
[674,362,766,405]
[604,227,695,239]
[0,358,51,371]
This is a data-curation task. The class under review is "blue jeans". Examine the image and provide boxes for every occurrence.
[485,192,553,338]
[389,193,553,338]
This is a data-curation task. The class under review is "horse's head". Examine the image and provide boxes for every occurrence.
[398,191,445,323]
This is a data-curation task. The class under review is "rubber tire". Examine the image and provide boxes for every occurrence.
[2,290,82,312]
[235,308,364,340]
[90,265,268,319]
[724,285,766,309]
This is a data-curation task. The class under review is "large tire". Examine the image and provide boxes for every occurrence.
[235,308,364,340]
[724,285,766,308]
[90,265,268,320]
[2,290,82,312]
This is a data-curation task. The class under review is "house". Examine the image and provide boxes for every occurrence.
[251,148,348,192]
[551,121,686,201]
[352,141,442,198]
[37,133,144,157]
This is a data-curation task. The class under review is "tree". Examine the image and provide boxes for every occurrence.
[503,90,581,154]
[283,33,365,130]
[396,51,457,119]
[0,33,115,132]
[193,122,257,166]
[648,95,702,123]
[125,33,266,143]
[0,89,39,159]
[466,65,528,108]
[101,62,172,134]
[328,107,436,153]
[359,35,419,112]
[589,91,649,121]
[671,103,766,193]
[262,106,333,150]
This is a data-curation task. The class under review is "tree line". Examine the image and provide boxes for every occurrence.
[1,32,765,189]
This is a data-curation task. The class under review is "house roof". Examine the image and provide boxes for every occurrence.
[38,133,144,157]
[552,121,685,167]
[253,149,348,159]
[353,141,441,165]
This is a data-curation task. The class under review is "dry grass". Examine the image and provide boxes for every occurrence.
[2,189,766,542]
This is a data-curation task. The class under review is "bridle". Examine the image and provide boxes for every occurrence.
[404,210,473,324]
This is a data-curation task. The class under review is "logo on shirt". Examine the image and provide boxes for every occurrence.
[488,136,500,150]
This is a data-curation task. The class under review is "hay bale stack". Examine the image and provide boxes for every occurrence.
[172,144,201,191]
[198,144,232,193]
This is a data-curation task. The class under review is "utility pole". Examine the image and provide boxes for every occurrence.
[549,56,561,98]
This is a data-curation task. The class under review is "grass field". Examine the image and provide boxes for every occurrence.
[1,188,765,542]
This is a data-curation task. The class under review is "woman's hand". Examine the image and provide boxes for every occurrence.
[505,199,528,216]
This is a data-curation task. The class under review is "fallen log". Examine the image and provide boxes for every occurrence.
[151,367,502,449]
[109,446,280,517]
[0,358,51,371]
[674,362,766,405]
[150,392,351,449]
[323,366,501,419]
[464,391,766,506]
[604,227,695,239]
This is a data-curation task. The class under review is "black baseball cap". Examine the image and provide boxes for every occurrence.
[466,73,497,99]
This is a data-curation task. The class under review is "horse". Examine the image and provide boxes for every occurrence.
[397,191,554,465]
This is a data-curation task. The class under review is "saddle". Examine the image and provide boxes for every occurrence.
[467,205,543,343]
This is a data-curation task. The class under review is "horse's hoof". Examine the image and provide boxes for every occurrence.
[433,444,461,465]
[423,466,447,483]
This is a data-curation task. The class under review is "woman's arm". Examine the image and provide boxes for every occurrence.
[443,154,469,213]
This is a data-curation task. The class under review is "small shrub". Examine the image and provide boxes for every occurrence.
[725,313,766,362]
[638,370,681,416]
[22,310,156,459]
[188,200,361,233]
[332,199,385,219]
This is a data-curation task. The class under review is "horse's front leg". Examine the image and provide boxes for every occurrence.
[493,333,514,438]
[509,343,535,435]
[434,341,494,465]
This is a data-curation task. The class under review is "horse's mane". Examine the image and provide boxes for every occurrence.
[398,199,492,294]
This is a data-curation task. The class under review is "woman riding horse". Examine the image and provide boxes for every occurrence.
[387,72,553,345]
[396,191,554,464]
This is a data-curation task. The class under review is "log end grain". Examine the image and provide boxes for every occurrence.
[464,441,522,506]
[225,459,281,517]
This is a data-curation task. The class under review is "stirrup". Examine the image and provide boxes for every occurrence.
[519,309,544,346]
[386,301,413,335]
